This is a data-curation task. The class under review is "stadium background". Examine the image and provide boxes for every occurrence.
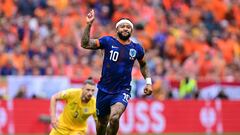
[0,0,240,135]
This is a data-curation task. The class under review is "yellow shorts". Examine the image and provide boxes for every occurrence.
[49,127,85,135]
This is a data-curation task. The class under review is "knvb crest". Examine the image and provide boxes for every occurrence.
[129,49,136,60]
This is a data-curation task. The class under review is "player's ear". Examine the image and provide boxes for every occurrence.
[116,26,120,32]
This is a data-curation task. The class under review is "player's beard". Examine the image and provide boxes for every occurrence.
[117,31,131,41]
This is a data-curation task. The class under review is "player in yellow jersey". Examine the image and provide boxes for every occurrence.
[49,77,97,135]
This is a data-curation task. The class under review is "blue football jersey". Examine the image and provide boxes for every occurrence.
[97,36,145,94]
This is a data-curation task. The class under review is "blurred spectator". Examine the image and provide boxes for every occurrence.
[152,79,164,100]
[95,0,114,25]
[152,78,172,100]
[0,88,7,100]
[216,88,229,100]
[14,85,27,98]
[0,0,239,87]
[179,75,197,99]
[17,0,36,16]
[0,60,18,76]
[0,77,7,100]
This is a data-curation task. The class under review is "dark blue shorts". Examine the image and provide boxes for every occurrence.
[96,89,131,117]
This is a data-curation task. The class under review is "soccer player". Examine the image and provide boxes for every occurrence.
[49,77,97,135]
[81,10,153,135]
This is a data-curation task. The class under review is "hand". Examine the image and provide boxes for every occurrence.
[86,9,95,25]
[143,84,152,96]
[51,116,58,129]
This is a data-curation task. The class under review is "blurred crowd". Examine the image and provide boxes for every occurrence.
[0,0,240,100]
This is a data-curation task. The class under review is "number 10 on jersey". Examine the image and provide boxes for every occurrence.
[110,50,119,61]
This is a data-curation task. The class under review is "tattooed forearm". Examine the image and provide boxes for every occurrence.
[81,24,99,50]
[81,23,91,48]
[139,60,151,79]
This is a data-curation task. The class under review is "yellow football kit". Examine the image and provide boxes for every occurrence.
[50,88,97,135]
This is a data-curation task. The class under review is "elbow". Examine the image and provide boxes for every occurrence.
[81,43,86,48]
[81,44,88,49]
[81,40,88,49]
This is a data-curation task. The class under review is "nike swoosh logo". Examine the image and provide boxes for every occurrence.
[112,46,118,48]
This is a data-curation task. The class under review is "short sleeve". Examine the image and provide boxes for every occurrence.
[98,36,109,49]
[137,44,145,60]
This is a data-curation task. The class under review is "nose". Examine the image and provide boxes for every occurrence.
[88,91,94,96]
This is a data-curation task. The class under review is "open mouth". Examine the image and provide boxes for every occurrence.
[122,32,129,35]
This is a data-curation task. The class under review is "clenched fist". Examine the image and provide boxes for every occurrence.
[144,84,152,96]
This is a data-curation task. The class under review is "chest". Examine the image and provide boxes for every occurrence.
[67,101,94,119]
[105,43,138,62]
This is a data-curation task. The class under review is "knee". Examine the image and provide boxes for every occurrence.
[109,114,120,124]
[98,120,108,128]
[97,117,109,127]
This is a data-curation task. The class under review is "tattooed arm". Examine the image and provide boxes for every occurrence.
[138,57,153,96]
[81,23,100,49]
[138,57,151,79]
[81,9,100,50]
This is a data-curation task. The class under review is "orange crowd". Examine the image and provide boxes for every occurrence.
[0,0,240,83]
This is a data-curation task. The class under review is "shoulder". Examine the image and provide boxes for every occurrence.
[89,96,96,104]
[63,88,82,96]
[98,36,117,48]
[131,41,144,50]
[131,41,145,59]
[65,88,82,92]
[99,36,115,40]
[91,96,96,102]
[59,88,82,100]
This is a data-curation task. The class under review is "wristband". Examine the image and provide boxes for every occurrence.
[146,77,152,85]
